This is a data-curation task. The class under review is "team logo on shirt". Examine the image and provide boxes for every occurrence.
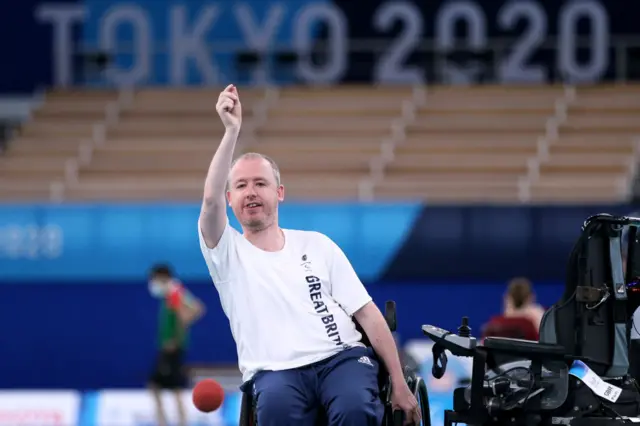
[300,255,343,346]
[358,356,374,367]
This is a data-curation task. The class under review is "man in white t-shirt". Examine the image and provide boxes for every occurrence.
[197,84,420,425]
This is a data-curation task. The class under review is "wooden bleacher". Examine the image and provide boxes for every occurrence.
[532,85,640,202]
[1,84,638,203]
[379,86,558,201]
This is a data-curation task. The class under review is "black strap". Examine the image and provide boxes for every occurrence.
[431,336,450,379]
[610,234,628,305]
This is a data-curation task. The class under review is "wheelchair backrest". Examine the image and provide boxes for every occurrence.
[539,214,634,377]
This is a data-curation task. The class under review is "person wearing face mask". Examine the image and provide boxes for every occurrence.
[147,263,205,426]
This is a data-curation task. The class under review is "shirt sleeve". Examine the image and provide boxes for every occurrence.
[166,286,183,310]
[326,236,372,316]
[198,218,237,284]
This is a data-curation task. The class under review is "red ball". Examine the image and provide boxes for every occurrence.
[192,379,225,413]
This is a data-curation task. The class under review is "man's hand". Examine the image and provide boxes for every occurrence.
[168,285,205,328]
[391,380,421,425]
[353,301,421,424]
[216,84,242,131]
[177,296,205,328]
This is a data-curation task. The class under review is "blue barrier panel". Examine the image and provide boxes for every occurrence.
[0,203,421,282]
[0,203,636,282]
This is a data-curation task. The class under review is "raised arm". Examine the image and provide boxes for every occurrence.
[199,84,242,249]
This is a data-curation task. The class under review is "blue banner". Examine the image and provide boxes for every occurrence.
[3,0,640,92]
[2,203,639,282]
[80,0,329,86]
[75,0,638,86]
[4,0,639,92]
[0,203,421,282]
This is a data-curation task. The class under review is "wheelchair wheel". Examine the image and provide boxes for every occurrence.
[408,376,431,426]
[415,377,431,426]
[239,391,255,426]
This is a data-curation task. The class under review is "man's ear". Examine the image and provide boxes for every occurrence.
[277,184,285,202]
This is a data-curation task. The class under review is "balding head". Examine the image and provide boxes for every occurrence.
[228,152,281,190]
[226,152,284,232]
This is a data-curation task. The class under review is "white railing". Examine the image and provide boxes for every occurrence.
[358,85,425,201]
[49,181,65,204]
[517,85,576,203]
[622,138,640,200]
[244,87,278,147]
[356,179,375,202]
[49,85,131,202]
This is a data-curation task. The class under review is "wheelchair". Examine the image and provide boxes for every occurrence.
[423,214,640,426]
[238,301,431,426]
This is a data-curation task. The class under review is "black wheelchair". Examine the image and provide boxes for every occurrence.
[423,214,640,426]
[238,301,431,426]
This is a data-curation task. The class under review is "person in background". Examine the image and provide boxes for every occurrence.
[147,263,206,426]
[503,277,546,333]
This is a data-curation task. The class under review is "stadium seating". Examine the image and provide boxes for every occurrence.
[1,84,639,203]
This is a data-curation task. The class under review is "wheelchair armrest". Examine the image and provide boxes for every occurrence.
[482,337,566,359]
[422,325,477,357]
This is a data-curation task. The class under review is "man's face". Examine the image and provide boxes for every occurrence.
[148,273,172,297]
[227,157,284,231]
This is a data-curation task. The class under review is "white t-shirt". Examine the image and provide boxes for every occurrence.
[198,220,373,382]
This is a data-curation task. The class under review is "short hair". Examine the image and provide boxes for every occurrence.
[227,152,281,189]
[149,263,173,278]
[507,277,533,309]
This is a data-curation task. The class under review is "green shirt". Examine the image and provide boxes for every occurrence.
[158,299,189,349]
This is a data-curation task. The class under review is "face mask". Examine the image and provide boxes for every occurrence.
[148,280,168,298]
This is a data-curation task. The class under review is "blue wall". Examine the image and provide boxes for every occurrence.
[0,280,563,389]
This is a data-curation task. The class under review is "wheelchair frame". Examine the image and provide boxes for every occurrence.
[423,214,640,426]
[238,301,431,426]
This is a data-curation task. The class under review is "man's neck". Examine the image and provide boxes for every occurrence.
[243,222,285,252]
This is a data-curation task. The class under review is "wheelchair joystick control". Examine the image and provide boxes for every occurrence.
[458,316,471,338]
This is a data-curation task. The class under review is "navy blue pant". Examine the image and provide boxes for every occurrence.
[244,347,384,426]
